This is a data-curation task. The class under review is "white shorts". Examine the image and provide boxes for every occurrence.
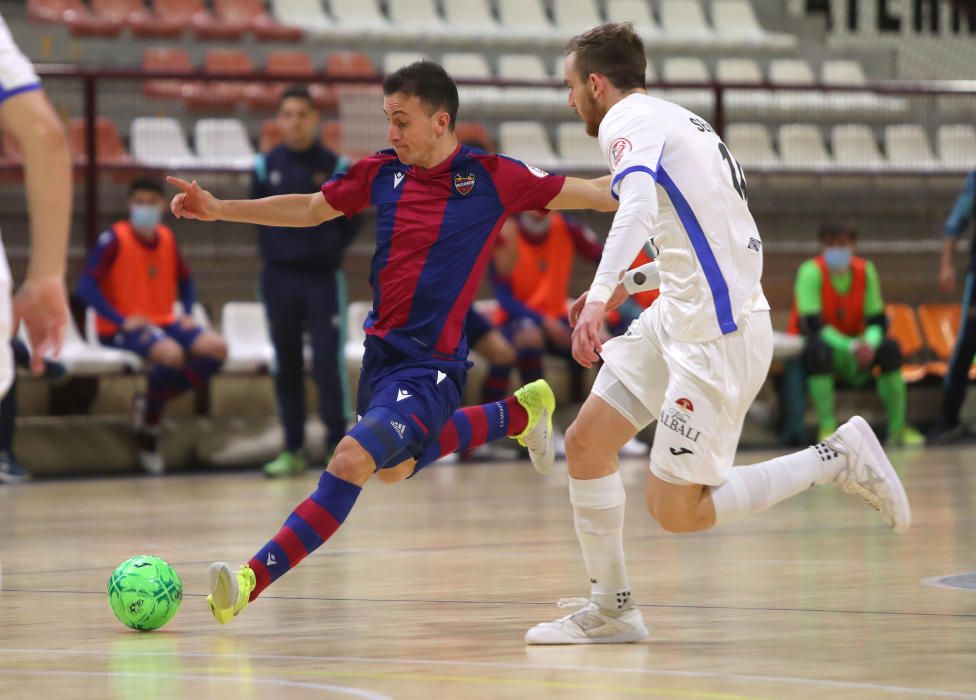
[0,241,11,399]
[593,300,773,486]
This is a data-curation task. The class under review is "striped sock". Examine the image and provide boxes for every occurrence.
[480,364,512,404]
[247,470,362,601]
[413,396,528,474]
[517,348,544,384]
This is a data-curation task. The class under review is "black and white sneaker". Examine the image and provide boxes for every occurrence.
[0,451,30,484]
[132,394,165,475]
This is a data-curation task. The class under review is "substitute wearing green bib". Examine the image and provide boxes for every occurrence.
[788,223,923,446]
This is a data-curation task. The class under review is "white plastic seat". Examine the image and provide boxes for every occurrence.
[937,125,976,168]
[821,59,867,85]
[606,0,660,40]
[131,118,199,168]
[193,119,255,170]
[33,313,139,375]
[270,0,333,34]
[552,0,604,36]
[444,53,498,111]
[779,124,832,169]
[442,0,500,42]
[717,58,763,84]
[885,124,937,170]
[725,124,779,169]
[659,0,713,43]
[831,124,885,170]
[496,0,560,43]
[499,122,560,170]
[221,302,275,373]
[383,51,429,76]
[769,58,815,85]
[387,0,448,38]
[498,54,562,115]
[329,0,392,40]
[556,122,605,170]
[344,300,371,369]
[662,57,713,115]
[171,301,212,329]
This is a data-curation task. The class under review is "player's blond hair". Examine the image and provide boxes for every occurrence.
[566,23,647,91]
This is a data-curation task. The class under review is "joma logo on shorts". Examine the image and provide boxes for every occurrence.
[660,407,701,442]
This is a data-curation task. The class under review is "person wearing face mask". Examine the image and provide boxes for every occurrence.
[76,177,228,474]
[787,222,923,446]
[253,85,360,478]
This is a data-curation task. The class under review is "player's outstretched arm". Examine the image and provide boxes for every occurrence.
[0,89,71,373]
[167,177,342,228]
[545,175,618,212]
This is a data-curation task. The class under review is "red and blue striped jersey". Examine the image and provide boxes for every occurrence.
[322,144,565,362]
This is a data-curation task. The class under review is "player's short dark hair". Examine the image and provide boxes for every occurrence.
[129,177,164,197]
[279,84,315,108]
[818,221,858,242]
[382,60,459,130]
[566,23,647,91]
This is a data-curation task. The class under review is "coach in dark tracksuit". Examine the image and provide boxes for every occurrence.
[930,169,976,444]
[253,85,359,477]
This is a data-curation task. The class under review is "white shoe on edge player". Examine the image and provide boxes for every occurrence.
[525,598,648,644]
[824,415,911,533]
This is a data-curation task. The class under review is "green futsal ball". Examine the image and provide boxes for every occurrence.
[107,555,183,631]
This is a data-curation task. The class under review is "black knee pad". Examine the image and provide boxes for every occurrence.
[875,338,903,373]
[802,338,832,375]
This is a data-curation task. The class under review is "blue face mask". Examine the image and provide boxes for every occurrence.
[130,204,161,232]
[823,246,852,272]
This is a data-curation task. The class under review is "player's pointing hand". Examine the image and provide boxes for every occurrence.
[167,176,220,222]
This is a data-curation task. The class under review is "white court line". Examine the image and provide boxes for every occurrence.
[0,648,973,699]
[0,668,392,699]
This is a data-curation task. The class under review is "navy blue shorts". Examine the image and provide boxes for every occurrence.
[348,336,467,470]
[464,308,493,349]
[100,321,204,358]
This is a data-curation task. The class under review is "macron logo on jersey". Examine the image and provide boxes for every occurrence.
[393,172,405,189]
[396,388,412,402]
[267,553,277,566]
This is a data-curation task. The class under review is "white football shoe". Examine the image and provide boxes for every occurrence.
[824,415,911,533]
[525,598,648,645]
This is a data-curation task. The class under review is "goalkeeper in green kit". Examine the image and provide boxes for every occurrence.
[788,223,924,446]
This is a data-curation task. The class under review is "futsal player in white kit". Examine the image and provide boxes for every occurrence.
[525,23,911,644]
[0,12,71,480]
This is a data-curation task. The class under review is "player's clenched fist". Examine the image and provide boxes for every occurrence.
[167,176,220,221]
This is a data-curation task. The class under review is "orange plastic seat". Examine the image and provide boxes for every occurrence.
[143,47,196,99]
[90,0,182,36]
[455,122,494,152]
[213,0,302,41]
[884,303,927,383]
[325,52,379,80]
[184,49,254,110]
[152,0,246,40]
[28,0,122,36]
[247,51,336,111]
[917,303,976,379]
[67,117,133,165]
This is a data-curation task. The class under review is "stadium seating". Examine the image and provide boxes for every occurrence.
[885,124,938,170]
[67,117,132,166]
[194,119,256,169]
[831,124,886,170]
[937,124,976,168]
[183,49,254,110]
[726,123,779,169]
[659,0,713,44]
[443,53,499,113]
[498,122,560,170]
[662,57,713,115]
[48,312,141,375]
[326,52,379,80]
[221,302,274,373]
[151,0,247,40]
[552,0,605,37]
[388,0,449,40]
[916,303,975,378]
[556,122,605,170]
[496,55,563,116]
[28,0,122,36]
[718,58,768,117]
[779,124,832,169]
[496,0,561,44]
[328,0,392,41]
[142,47,195,99]
[441,0,504,43]
[253,51,336,111]
[606,0,660,40]
[885,304,928,383]
[383,52,429,76]
[130,117,199,168]
[90,0,183,37]
[455,121,495,151]
[213,0,302,41]
[269,0,334,35]
[713,0,795,47]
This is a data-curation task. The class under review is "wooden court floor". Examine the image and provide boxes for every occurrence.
[0,446,974,699]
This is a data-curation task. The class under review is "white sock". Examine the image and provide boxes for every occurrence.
[709,442,843,526]
[569,472,632,612]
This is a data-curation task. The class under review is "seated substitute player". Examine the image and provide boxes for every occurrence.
[525,23,911,645]
[167,60,619,624]
[788,222,924,446]
[77,178,227,475]
[484,211,602,402]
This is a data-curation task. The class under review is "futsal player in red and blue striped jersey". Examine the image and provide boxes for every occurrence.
[168,61,617,624]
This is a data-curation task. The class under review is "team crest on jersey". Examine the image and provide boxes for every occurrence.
[675,397,694,412]
[610,138,632,170]
[454,173,476,196]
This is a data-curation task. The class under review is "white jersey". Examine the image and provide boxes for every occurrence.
[598,93,767,343]
[0,13,40,102]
